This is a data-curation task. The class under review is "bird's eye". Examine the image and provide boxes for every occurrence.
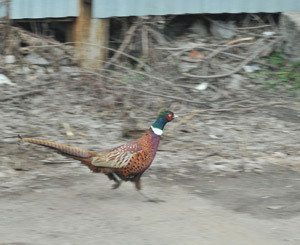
[167,113,173,120]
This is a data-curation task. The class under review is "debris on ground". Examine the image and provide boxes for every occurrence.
[1,14,300,176]
[0,14,300,244]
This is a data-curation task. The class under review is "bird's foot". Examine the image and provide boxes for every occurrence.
[111,172,122,189]
[112,182,121,189]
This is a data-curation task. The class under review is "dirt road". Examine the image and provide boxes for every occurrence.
[0,162,299,245]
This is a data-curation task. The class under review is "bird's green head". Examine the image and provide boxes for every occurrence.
[151,109,176,135]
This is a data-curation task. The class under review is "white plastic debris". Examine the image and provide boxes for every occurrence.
[0,74,16,86]
[195,82,208,91]
[262,31,276,36]
[243,65,261,73]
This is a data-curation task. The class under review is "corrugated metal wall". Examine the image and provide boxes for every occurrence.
[0,0,8,19]
[1,0,300,20]
[0,0,79,19]
[93,0,300,18]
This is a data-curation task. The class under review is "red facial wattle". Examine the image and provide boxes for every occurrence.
[167,113,174,121]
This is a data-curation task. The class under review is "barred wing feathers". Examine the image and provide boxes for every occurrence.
[91,142,142,168]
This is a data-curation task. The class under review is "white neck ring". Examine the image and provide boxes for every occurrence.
[151,126,163,135]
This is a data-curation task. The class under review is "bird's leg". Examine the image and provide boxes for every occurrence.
[135,178,164,203]
[111,172,122,189]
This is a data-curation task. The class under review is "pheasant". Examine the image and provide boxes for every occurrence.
[18,109,176,202]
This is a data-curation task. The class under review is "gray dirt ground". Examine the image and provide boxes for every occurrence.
[1,70,300,244]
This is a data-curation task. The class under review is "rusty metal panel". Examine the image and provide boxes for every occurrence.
[92,0,300,18]
[7,0,79,19]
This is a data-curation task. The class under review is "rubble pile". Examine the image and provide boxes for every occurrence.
[1,15,300,176]
[0,23,78,78]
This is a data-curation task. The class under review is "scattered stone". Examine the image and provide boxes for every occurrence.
[22,66,32,74]
[46,67,55,74]
[206,162,234,172]
[253,168,263,174]
[70,162,81,168]
[267,205,284,210]
[178,62,198,73]
[177,168,189,174]
[52,48,65,58]
[24,53,50,65]
[35,67,46,75]
[227,74,243,90]
[189,19,209,36]
[5,55,16,64]
[273,152,287,158]
[261,195,271,199]
[280,12,300,62]
[60,66,76,73]
[0,172,7,178]
[1,137,18,143]
[193,190,203,194]
[149,174,158,179]
[176,41,197,49]
[206,126,224,138]
[0,74,16,86]
[243,65,261,73]
[210,21,236,39]
[60,58,72,66]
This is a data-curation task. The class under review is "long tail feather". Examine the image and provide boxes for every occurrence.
[18,135,98,159]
